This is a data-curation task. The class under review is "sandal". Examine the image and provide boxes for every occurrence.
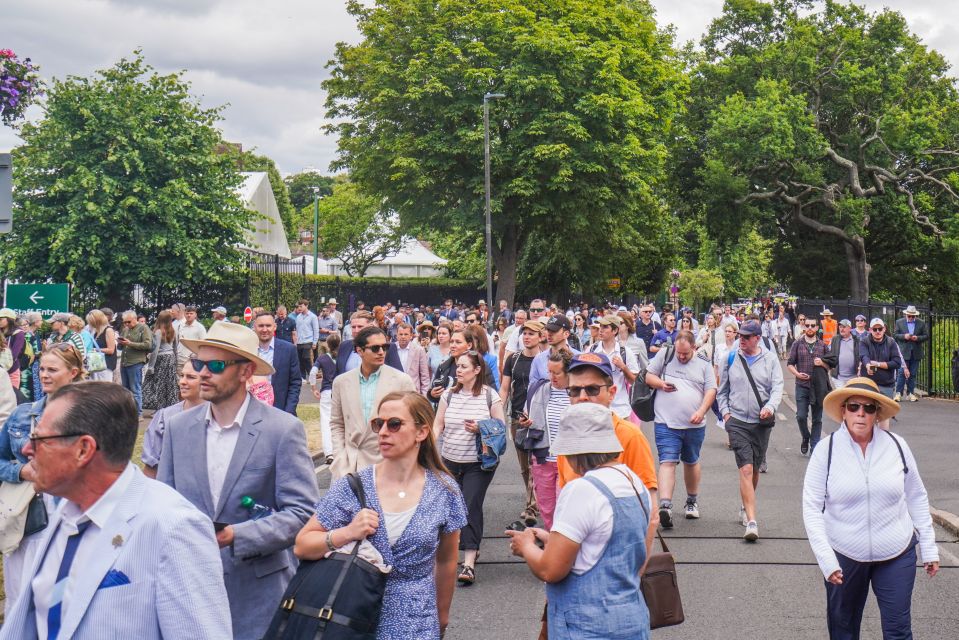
[457,565,475,585]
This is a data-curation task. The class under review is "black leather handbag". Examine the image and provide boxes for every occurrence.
[630,345,675,421]
[262,474,387,640]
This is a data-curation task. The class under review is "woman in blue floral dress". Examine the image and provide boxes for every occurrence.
[295,391,467,639]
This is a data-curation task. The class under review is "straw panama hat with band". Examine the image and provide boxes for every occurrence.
[549,403,623,458]
[822,377,900,424]
[180,322,275,376]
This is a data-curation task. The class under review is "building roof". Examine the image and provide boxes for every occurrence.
[325,238,448,267]
[236,172,292,259]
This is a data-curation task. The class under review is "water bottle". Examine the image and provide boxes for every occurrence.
[240,496,273,520]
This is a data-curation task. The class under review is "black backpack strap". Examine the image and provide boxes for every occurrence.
[884,429,909,474]
[822,433,835,513]
[738,354,768,410]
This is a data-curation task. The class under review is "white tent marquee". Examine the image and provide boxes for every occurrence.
[296,238,448,278]
[236,172,292,259]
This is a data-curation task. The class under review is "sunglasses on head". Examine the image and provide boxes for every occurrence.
[567,384,611,398]
[844,402,878,415]
[190,358,246,374]
[363,344,387,353]
[370,417,406,433]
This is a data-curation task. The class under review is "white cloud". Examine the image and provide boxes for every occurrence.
[1,0,956,175]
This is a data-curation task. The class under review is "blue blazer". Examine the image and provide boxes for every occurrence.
[271,338,301,414]
[335,340,403,378]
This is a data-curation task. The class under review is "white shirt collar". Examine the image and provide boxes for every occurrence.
[60,463,138,533]
[205,393,252,431]
[258,338,275,353]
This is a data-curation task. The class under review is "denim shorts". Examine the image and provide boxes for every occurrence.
[654,423,706,464]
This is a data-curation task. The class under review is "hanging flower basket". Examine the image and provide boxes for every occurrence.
[0,49,42,126]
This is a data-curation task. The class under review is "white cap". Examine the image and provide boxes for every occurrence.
[869,317,885,328]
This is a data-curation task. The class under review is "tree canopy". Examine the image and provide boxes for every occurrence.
[685,0,959,301]
[318,181,403,277]
[324,0,687,304]
[3,53,252,308]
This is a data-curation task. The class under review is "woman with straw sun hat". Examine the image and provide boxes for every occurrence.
[802,377,938,639]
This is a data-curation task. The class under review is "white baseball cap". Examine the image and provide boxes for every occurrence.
[869,317,885,328]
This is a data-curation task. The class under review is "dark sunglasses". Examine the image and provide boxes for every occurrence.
[805,323,818,328]
[363,344,387,353]
[466,319,478,324]
[844,402,878,414]
[871,327,885,332]
[190,358,246,374]
[567,384,611,398]
[370,417,405,433]
[529,308,545,313]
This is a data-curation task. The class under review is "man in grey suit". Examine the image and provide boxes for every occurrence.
[158,322,319,640]
[893,305,929,402]
[2,382,231,640]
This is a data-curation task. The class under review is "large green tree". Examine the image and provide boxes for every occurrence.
[324,0,686,304]
[318,181,404,277]
[285,171,336,210]
[686,0,959,300]
[3,53,252,308]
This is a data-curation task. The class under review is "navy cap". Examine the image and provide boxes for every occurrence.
[545,315,572,332]
[568,352,615,378]
[738,320,762,336]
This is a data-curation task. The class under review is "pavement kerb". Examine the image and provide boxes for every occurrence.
[931,508,959,538]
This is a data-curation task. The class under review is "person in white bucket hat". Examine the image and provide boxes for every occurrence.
[507,402,655,640]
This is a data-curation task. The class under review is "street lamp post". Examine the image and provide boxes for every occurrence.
[312,186,320,275]
[483,92,505,309]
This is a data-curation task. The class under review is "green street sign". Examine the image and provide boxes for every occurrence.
[4,283,71,319]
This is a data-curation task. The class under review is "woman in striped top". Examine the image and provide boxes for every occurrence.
[433,351,506,585]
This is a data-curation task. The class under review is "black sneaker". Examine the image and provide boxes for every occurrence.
[800,439,809,456]
[659,506,673,529]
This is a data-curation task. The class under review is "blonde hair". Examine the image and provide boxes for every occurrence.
[42,343,87,381]
[86,309,108,333]
[67,315,85,332]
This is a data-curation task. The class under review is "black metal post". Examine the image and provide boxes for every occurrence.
[274,254,280,312]
[927,298,934,397]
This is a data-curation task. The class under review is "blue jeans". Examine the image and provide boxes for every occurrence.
[895,354,921,395]
[795,384,823,450]
[122,363,144,414]
[826,537,917,639]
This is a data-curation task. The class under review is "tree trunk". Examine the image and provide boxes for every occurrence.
[844,237,870,300]
[492,224,520,307]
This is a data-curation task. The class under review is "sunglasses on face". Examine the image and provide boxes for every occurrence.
[567,384,611,398]
[370,417,406,433]
[529,308,544,313]
[190,358,246,374]
[844,402,878,415]
[871,327,884,332]
[363,344,387,353]
[805,323,817,328]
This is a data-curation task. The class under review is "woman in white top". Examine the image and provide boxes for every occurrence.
[434,351,507,585]
[507,403,654,639]
[802,378,938,639]
[774,308,791,359]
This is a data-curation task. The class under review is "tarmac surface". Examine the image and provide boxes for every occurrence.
[314,369,959,639]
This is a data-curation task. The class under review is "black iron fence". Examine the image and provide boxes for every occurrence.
[796,298,959,399]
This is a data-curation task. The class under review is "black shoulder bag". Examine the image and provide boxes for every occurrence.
[630,344,675,422]
[263,473,387,640]
[738,354,776,428]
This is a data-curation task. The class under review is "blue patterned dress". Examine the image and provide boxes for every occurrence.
[315,465,468,640]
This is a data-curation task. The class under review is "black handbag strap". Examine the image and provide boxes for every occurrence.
[738,354,769,410]
[606,465,670,555]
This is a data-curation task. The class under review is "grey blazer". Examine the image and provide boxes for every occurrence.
[157,396,320,640]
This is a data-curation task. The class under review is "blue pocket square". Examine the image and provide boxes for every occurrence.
[98,569,131,590]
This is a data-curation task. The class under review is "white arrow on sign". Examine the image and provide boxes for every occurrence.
[29,291,44,304]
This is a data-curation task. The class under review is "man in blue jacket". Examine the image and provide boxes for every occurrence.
[254,311,301,414]
[859,318,902,429]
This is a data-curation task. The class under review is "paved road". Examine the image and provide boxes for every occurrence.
[315,370,959,639]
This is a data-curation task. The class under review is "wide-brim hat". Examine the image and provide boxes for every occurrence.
[550,403,623,457]
[180,322,275,376]
[823,377,900,423]
[820,308,834,317]
[902,305,919,316]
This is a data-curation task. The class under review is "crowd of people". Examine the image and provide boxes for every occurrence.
[0,295,941,639]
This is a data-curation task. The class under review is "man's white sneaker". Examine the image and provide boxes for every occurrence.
[909,393,918,402]
[659,506,673,529]
[893,392,902,402]
[739,506,748,527]
[685,502,700,519]
[744,521,759,542]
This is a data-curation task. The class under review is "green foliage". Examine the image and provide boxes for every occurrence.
[325,0,687,303]
[285,171,336,210]
[317,181,403,277]
[3,52,252,307]
[683,0,959,300]
[679,268,724,312]
[226,148,298,242]
[415,227,487,281]
[698,227,775,299]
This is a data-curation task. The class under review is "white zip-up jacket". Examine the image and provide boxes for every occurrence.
[802,425,938,579]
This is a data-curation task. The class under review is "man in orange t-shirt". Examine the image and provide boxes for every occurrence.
[556,352,659,513]
[820,309,838,347]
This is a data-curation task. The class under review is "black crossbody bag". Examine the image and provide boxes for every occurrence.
[263,474,387,640]
[738,354,776,428]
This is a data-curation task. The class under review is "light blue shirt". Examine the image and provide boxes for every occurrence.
[294,311,319,344]
[257,338,275,383]
[359,368,382,426]
[317,315,337,339]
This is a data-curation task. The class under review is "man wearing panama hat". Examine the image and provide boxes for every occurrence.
[819,309,838,347]
[158,322,319,640]
[803,377,938,638]
[893,305,928,402]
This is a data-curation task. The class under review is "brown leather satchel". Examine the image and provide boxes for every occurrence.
[611,466,686,629]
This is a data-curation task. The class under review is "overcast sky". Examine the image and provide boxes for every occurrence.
[2,0,957,175]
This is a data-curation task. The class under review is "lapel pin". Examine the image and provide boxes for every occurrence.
[112,535,124,548]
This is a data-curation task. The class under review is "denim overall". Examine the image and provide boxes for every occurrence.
[546,474,650,640]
